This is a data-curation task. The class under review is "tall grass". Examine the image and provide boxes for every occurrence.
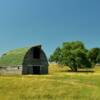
[0,64,100,100]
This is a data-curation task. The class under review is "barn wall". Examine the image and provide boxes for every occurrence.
[0,66,22,75]
[40,66,48,74]
[40,50,48,74]
[22,47,48,74]
[22,66,34,74]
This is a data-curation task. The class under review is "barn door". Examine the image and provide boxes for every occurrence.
[33,66,40,74]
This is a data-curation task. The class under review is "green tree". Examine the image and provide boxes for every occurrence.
[49,41,92,72]
[49,47,61,63]
[88,48,100,65]
[61,41,91,71]
[96,53,100,64]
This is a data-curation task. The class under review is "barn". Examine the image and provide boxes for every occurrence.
[0,45,48,75]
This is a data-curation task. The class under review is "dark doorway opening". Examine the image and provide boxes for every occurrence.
[33,47,41,59]
[33,66,40,74]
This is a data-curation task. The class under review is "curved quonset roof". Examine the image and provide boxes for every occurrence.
[0,45,41,67]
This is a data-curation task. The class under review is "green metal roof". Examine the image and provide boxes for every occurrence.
[0,45,41,67]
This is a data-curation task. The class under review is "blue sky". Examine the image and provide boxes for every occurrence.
[0,0,100,57]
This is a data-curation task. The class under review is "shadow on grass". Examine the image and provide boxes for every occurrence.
[61,70,95,73]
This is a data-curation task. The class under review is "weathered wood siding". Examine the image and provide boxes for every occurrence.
[22,47,48,74]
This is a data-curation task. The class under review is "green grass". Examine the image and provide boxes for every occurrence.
[0,64,100,100]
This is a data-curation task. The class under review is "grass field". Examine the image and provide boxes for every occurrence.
[0,64,100,100]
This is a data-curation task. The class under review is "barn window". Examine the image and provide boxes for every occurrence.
[33,47,40,59]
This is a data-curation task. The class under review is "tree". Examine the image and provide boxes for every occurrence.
[61,42,91,71]
[49,41,92,72]
[49,47,61,63]
[96,53,100,64]
[88,48,100,65]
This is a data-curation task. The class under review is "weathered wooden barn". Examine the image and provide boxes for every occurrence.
[0,45,48,75]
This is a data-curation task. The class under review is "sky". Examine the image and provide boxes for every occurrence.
[0,0,100,57]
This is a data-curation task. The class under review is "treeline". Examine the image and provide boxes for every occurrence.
[49,41,100,72]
